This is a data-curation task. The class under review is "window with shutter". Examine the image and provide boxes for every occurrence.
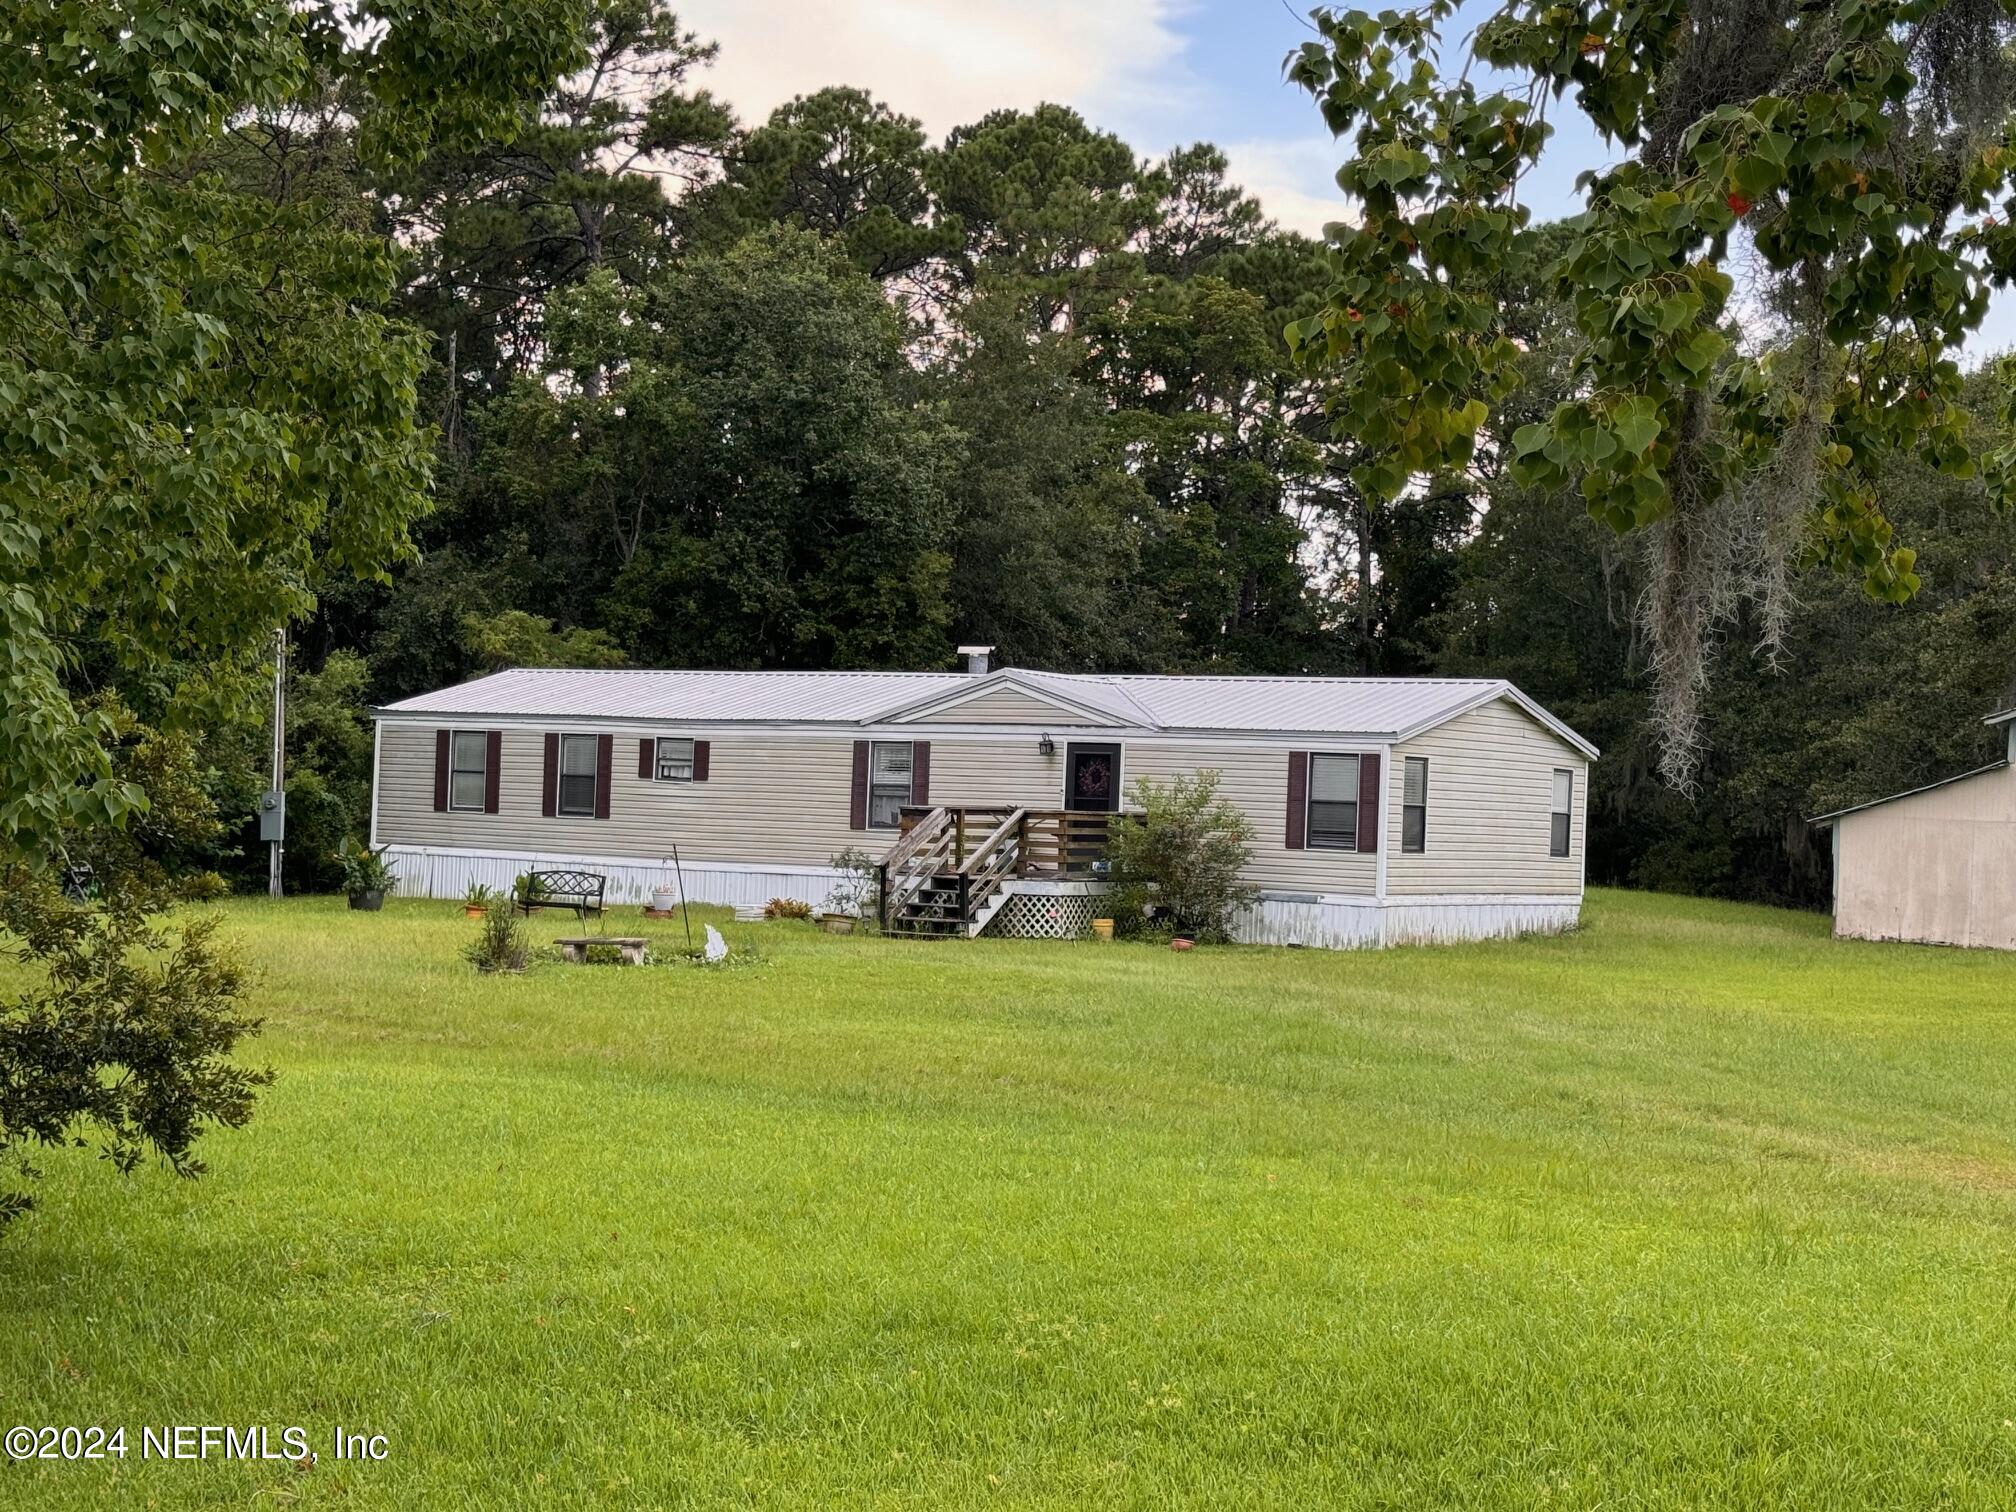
[868,742,914,829]
[1402,757,1428,854]
[557,734,599,817]
[448,731,489,812]
[1306,753,1360,851]
[654,737,696,782]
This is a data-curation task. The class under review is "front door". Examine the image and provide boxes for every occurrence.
[1064,742,1121,813]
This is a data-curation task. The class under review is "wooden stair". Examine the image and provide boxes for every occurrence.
[878,806,1115,940]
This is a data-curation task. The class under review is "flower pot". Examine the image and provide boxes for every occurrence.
[819,914,856,935]
[348,890,384,912]
[1091,918,1115,940]
[1170,936,1195,952]
[463,904,486,918]
[650,886,677,912]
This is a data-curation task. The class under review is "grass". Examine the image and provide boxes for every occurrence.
[5,889,2016,1508]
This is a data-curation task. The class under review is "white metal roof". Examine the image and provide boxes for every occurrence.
[377,665,1599,756]
[1808,705,2016,824]
[1808,760,2012,826]
[378,668,972,724]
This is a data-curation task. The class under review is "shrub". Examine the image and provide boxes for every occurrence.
[764,897,813,920]
[463,901,530,974]
[1,864,271,1236]
[183,870,229,901]
[1104,771,1257,943]
[512,872,549,907]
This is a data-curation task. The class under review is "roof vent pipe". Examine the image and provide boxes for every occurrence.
[957,644,994,676]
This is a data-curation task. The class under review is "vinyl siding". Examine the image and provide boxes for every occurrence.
[380,724,881,866]
[376,699,1582,899]
[1834,765,2016,949]
[1125,742,1378,894]
[1384,701,1586,895]
[927,737,1062,806]
[375,724,1070,867]
[901,687,1105,725]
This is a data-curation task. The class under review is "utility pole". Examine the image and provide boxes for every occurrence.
[268,627,286,899]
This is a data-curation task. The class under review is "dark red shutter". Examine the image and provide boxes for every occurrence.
[638,738,654,779]
[692,740,711,782]
[484,730,502,813]
[541,733,558,818]
[910,741,931,805]
[594,733,613,819]
[1285,751,1308,850]
[433,730,450,811]
[849,740,870,830]
[1357,751,1382,853]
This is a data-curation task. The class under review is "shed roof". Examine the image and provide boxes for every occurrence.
[377,665,1599,756]
[1810,706,2016,825]
[1808,760,2012,826]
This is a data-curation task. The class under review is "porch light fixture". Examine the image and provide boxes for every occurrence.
[1038,733,1056,756]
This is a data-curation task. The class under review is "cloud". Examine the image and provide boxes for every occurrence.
[677,0,1194,140]
[1218,137,1347,239]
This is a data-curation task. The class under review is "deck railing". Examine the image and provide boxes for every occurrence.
[878,805,1129,934]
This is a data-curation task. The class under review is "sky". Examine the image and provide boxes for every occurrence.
[675,0,2016,354]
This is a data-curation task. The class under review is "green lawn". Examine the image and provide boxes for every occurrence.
[5,890,2016,1508]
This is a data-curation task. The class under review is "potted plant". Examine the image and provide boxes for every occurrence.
[339,842,397,911]
[463,900,530,974]
[821,847,878,935]
[462,882,496,919]
[649,879,677,913]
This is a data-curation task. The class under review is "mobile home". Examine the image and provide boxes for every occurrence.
[370,658,1597,949]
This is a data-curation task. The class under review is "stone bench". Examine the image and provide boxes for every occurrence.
[553,936,647,966]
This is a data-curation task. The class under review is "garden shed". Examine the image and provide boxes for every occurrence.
[1811,707,2016,950]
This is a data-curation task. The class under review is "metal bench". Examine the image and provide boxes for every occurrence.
[513,869,606,921]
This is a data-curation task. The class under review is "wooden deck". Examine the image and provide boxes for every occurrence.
[877,806,1121,938]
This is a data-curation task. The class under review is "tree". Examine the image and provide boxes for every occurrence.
[461,609,628,671]
[389,0,734,404]
[0,0,583,1231]
[691,86,957,286]
[594,229,962,668]
[936,287,1159,671]
[1288,0,2016,785]
[932,105,1164,331]
[1083,190,1381,673]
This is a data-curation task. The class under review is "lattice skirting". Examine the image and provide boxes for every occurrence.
[984,891,1104,940]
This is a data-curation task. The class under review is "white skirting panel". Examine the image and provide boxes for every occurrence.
[381,845,842,911]
[379,846,1580,948]
[1235,893,1582,950]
